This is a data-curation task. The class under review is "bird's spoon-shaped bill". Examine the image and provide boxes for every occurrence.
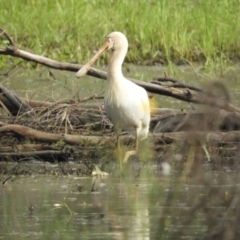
[76,38,112,78]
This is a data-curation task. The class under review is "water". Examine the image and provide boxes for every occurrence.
[2,62,240,108]
[0,171,160,240]
[1,168,239,239]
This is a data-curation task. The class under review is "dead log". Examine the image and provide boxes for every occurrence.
[153,131,240,146]
[2,123,240,147]
[0,84,31,115]
[0,150,64,161]
[152,109,240,133]
[0,124,114,145]
[1,122,240,163]
[0,143,57,152]
[0,28,239,112]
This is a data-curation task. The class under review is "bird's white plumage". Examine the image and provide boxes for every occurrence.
[76,31,150,162]
[105,74,150,139]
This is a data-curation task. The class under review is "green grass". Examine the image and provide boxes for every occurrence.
[0,0,240,66]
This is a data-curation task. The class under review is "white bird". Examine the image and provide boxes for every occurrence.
[76,31,150,163]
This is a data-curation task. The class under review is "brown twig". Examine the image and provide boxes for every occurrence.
[0,28,15,47]
[152,77,203,92]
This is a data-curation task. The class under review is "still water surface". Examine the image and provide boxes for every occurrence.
[1,167,238,240]
[2,63,240,108]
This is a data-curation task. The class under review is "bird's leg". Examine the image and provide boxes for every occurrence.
[123,129,138,163]
[114,132,122,159]
[114,132,124,171]
[116,133,120,152]
[114,132,121,158]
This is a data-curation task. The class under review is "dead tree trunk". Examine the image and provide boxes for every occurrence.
[0,85,31,116]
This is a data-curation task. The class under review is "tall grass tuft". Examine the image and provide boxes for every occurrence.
[0,0,240,66]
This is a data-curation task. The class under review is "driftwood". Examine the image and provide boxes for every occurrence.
[0,150,64,161]
[152,109,240,132]
[2,123,240,146]
[0,85,31,115]
[0,124,110,145]
[154,131,240,145]
[1,120,240,162]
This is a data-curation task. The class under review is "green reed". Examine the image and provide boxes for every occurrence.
[0,0,240,67]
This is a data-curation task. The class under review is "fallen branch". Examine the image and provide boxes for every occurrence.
[2,123,240,148]
[152,76,203,92]
[0,150,64,161]
[153,131,240,146]
[152,109,240,133]
[0,124,111,145]
[0,28,239,112]
[0,84,31,115]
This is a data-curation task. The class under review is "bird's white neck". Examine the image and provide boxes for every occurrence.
[107,48,127,83]
[105,47,128,106]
